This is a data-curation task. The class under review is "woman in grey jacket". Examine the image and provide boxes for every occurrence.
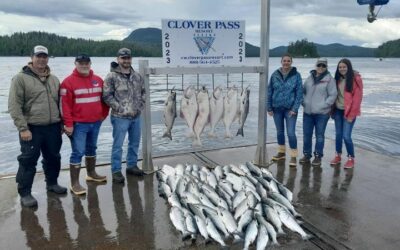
[301,58,337,166]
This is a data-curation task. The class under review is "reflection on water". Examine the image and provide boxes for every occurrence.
[19,175,157,250]
[15,164,359,249]
[1,57,399,175]
[20,194,73,249]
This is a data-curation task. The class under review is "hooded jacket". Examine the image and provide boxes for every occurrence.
[60,69,109,127]
[102,62,145,118]
[303,70,337,115]
[267,67,303,113]
[340,72,363,120]
[8,64,61,131]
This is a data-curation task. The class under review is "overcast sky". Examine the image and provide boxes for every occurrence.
[0,0,399,48]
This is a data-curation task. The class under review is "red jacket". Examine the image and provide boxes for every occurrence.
[340,73,363,120]
[60,69,109,127]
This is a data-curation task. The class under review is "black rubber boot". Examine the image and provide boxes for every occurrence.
[20,194,38,207]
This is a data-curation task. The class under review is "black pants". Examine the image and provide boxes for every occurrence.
[16,122,62,196]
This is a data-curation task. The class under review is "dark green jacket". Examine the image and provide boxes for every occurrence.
[8,66,61,131]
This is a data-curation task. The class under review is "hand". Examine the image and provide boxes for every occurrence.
[64,126,74,137]
[289,111,297,117]
[20,130,32,141]
[346,118,354,123]
[267,111,273,116]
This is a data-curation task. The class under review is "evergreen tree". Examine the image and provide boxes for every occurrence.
[0,31,161,57]
[287,39,319,58]
[376,39,400,57]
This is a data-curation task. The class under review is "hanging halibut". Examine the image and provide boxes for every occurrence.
[180,85,198,138]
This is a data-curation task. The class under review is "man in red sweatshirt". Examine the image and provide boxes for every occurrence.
[60,54,109,195]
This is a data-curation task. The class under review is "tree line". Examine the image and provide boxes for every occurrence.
[376,39,400,57]
[0,31,159,57]
[287,39,319,58]
[0,31,398,58]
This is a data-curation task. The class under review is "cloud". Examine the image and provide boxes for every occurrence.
[0,0,399,48]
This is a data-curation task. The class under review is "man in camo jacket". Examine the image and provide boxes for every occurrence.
[102,48,146,183]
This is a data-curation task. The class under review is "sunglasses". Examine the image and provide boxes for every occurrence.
[317,64,327,68]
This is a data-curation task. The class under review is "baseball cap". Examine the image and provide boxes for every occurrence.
[118,48,131,57]
[33,45,48,56]
[75,53,91,62]
[316,57,328,66]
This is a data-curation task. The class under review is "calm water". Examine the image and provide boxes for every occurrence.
[0,57,399,175]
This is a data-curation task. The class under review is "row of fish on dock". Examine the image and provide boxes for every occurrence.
[163,85,250,146]
[157,162,312,249]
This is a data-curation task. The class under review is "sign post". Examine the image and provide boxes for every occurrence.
[162,19,245,66]
[254,0,270,167]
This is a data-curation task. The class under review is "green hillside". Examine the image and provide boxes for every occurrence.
[376,39,400,57]
[0,31,158,57]
[0,29,398,57]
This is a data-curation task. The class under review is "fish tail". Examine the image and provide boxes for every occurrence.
[272,240,281,246]
[181,232,191,241]
[162,131,172,140]
[277,228,286,236]
[302,234,313,240]
[192,139,202,147]
[232,234,243,244]
[236,127,244,137]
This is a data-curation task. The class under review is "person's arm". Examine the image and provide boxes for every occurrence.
[325,76,338,107]
[291,73,303,114]
[8,75,29,132]
[347,74,364,121]
[60,79,75,135]
[102,73,121,111]
[266,75,273,114]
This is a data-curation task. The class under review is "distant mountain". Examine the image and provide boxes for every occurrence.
[0,28,394,57]
[124,28,162,46]
[123,28,378,57]
[316,43,375,57]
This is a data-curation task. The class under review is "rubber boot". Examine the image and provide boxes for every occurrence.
[85,156,107,182]
[70,164,86,195]
[289,149,298,167]
[272,145,286,161]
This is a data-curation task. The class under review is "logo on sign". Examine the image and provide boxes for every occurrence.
[193,34,216,55]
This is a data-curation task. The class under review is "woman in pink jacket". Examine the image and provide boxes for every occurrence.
[330,59,363,168]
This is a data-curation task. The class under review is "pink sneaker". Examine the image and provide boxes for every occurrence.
[344,157,354,169]
[330,154,341,165]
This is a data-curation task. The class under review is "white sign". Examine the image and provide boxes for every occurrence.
[162,19,245,66]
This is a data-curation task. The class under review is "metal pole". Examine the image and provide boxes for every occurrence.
[212,74,215,90]
[181,74,184,90]
[166,74,169,91]
[241,73,244,90]
[139,60,154,173]
[254,0,270,167]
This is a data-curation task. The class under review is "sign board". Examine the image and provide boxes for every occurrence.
[162,19,245,66]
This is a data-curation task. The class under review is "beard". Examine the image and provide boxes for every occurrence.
[120,61,131,69]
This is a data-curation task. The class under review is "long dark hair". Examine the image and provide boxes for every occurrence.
[335,58,354,92]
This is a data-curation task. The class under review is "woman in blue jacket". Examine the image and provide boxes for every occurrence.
[267,54,303,167]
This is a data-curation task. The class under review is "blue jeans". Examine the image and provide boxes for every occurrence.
[303,113,330,158]
[272,108,298,149]
[334,109,356,157]
[70,121,102,165]
[111,115,141,173]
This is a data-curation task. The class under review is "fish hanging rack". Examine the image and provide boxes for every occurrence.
[164,72,247,92]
